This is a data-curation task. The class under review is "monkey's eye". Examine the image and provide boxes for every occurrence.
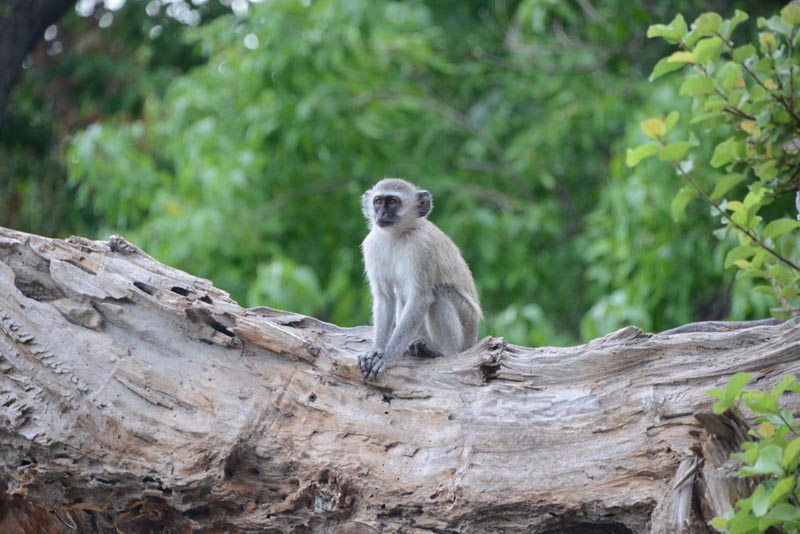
[374,197,383,206]
[387,197,398,206]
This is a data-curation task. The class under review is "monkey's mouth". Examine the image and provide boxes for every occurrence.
[376,217,396,227]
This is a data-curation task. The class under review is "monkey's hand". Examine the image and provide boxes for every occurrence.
[358,348,388,381]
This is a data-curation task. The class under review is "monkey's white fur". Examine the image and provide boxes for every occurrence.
[359,178,481,380]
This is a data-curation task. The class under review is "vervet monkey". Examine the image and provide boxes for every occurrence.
[358,178,482,381]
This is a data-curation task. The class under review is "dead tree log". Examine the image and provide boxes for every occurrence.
[1,226,799,534]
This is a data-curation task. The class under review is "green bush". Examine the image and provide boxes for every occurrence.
[631,6,800,319]
[708,373,800,533]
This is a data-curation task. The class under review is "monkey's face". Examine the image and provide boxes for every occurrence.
[372,194,403,228]
[361,178,432,231]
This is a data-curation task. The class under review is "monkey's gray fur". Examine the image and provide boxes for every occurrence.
[358,178,482,381]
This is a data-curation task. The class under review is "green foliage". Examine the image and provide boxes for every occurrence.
[9,0,784,346]
[70,0,726,344]
[247,258,326,317]
[632,7,800,320]
[0,0,219,236]
[706,375,800,533]
[581,81,746,339]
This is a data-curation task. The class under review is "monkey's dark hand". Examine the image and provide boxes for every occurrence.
[358,348,387,381]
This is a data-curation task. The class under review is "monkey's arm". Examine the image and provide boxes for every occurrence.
[363,293,432,380]
[372,289,395,349]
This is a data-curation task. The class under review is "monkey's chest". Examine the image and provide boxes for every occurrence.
[369,243,420,293]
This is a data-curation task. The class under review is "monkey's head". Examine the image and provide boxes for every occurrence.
[361,178,433,231]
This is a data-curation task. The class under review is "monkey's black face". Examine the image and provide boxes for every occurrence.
[373,195,402,228]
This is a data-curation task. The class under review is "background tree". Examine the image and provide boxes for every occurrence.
[1,0,789,347]
[1,0,225,236]
[0,0,76,120]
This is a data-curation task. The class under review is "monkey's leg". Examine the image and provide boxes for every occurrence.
[423,293,465,357]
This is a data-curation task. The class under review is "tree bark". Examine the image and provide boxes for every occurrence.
[0,0,76,122]
[0,225,798,533]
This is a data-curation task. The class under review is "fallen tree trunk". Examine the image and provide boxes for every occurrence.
[0,226,798,534]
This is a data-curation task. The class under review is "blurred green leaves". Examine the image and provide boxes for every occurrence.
[7,0,787,347]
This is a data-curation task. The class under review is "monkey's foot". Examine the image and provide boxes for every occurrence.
[408,340,442,358]
[358,348,387,381]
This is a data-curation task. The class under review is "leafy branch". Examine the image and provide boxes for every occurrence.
[673,161,800,275]
[630,5,800,320]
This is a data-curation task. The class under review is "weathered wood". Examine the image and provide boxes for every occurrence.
[1,226,799,533]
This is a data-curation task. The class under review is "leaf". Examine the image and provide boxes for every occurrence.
[758,421,775,438]
[667,51,696,64]
[664,111,680,135]
[751,483,770,517]
[781,4,800,26]
[671,186,697,221]
[759,32,777,51]
[725,245,759,269]
[711,138,741,167]
[728,512,758,534]
[743,389,779,414]
[690,112,716,124]
[647,14,689,44]
[739,120,757,135]
[680,75,715,96]
[707,388,725,401]
[769,475,796,505]
[649,57,687,81]
[769,263,794,286]
[683,28,704,48]
[709,516,729,530]
[626,144,660,167]
[780,439,800,470]
[703,96,726,113]
[755,57,775,74]
[738,444,784,476]
[733,44,756,63]
[710,372,753,414]
[694,36,724,63]
[659,141,693,162]
[641,117,665,140]
[726,200,744,212]
[726,372,753,398]
[739,269,767,280]
[740,443,759,465]
[720,63,743,92]
[751,250,769,269]
[711,173,746,201]
[754,160,777,181]
[764,219,800,239]
[768,503,800,522]
[695,12,723,35]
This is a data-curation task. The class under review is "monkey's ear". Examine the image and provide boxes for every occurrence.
[416,190,433,218]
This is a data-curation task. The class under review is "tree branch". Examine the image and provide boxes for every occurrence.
[1,226,799,533]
